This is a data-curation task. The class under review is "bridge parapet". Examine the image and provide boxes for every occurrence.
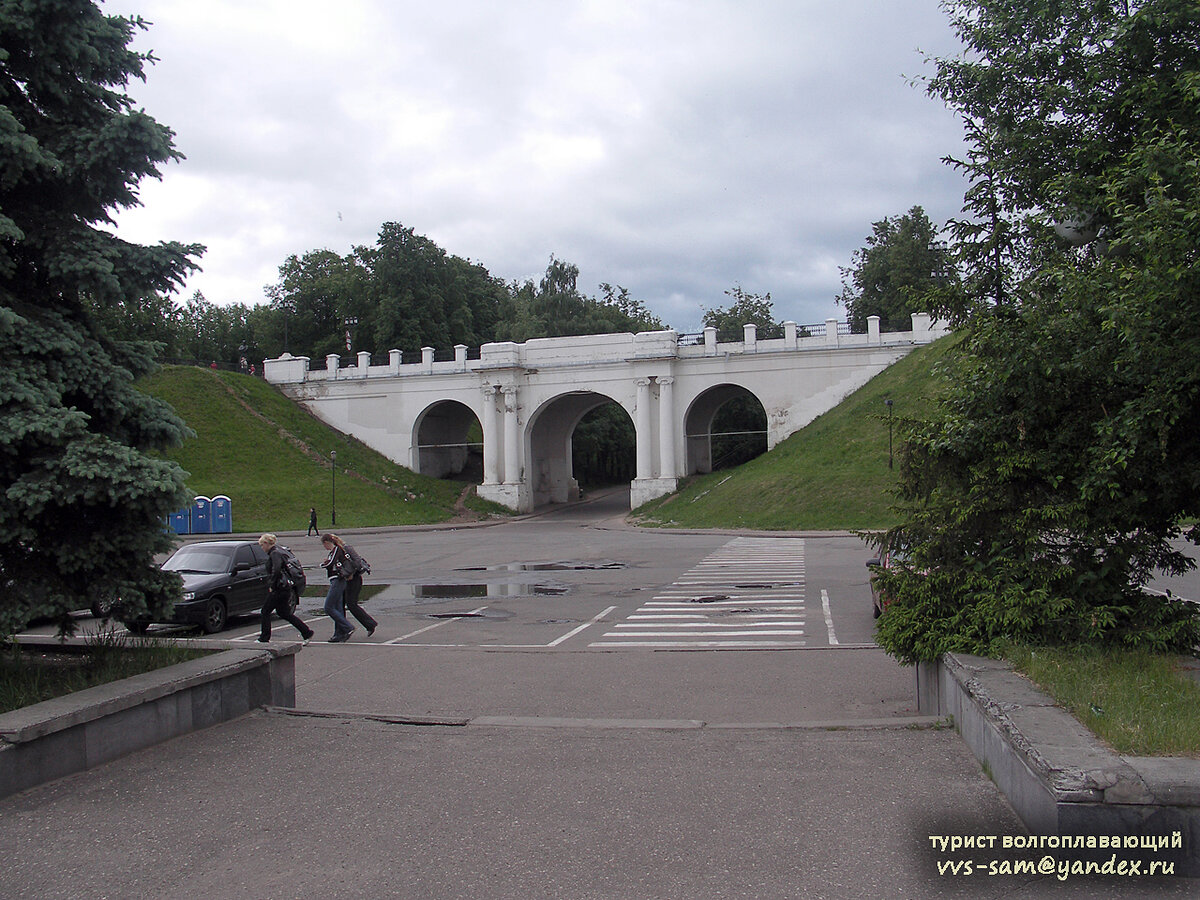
[263,313,946,385]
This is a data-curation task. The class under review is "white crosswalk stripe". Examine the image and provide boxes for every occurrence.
[590,536,807,649]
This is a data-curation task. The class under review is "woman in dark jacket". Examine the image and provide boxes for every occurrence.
[333,534,377,637]
[257,533,314,643]
[320,533,357,642]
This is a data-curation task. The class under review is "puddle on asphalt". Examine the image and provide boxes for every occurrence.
[366,581,570,611]
[456,560,628,572]
[426,609,513,621]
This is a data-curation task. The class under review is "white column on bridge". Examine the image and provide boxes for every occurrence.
[480,385,500,485]
[657,376,676,479]
[502,385,520,484]
[635,378,653,479]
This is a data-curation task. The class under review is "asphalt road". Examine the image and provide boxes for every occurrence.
[5,493,1197,898]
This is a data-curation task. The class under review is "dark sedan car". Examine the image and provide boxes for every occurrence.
[866,540,911,619]
[123,540,297,634]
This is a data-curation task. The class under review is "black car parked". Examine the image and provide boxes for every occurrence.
[123,540,298,634]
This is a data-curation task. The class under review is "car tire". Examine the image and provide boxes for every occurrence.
[91,596,119,618]
[201,597,228,634]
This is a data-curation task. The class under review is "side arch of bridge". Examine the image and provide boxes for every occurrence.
[264,315,947,512]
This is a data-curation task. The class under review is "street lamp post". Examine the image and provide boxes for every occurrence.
[331,450,337,526]
[282,297,295,353]
[885,398,894,469]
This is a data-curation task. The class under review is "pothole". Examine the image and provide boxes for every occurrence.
[456,560,628,572]
[425,609,513,621]
[734,582,804,589]
[709,608,782,618]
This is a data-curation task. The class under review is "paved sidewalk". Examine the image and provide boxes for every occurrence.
[4,703,1194,898]
[291,643,922,724]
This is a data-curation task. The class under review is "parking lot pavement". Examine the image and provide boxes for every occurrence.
[10,501,1197,895]
[289,642,922,724]
[4,711,1195,899]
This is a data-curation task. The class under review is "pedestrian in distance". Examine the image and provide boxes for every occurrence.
[307,506,318,536]
[325,532,376,637]
[320,532,356,642]
[256,533,314,643]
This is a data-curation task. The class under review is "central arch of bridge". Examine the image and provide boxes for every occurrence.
[524,390,633,507]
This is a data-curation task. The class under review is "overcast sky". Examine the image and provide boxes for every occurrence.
[107,0,970,333]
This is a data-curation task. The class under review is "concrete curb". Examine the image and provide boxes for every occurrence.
[918,652,1199,876]
[0,641,300,799]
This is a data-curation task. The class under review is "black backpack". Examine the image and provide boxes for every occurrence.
[346,545,371,576]
[278,546,307,593]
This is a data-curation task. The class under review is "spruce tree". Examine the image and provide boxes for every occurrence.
[0,1,201,633]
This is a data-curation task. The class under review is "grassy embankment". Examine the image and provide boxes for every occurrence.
[633,334,961,531]
[140,366,507,534]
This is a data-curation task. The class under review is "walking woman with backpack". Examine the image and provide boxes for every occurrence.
[319,532,358,642]
[257,533,314,643]
[327,532,377,637]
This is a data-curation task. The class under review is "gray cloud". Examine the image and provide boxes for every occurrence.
[110,0,969,332]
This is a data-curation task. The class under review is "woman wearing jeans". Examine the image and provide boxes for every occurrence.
[319,533,356,642]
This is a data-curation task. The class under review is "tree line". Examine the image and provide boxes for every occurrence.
[90,210,956,373]
[89,231,674,371]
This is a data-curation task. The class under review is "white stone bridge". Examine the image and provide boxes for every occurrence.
[263,314,947,512]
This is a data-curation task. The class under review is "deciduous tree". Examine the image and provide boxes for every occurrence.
[876,0,1200,662]
[701,286,782,341]
[837,206,959,332]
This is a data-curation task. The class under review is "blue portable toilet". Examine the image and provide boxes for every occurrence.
[211,495,233,533]
[167,507,191,535]
[190,496,212,534]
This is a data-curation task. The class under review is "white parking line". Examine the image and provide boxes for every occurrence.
[821,589,838,645]
[614,622,804,629]
[590,640,807,648]
[546,605,617,647]
[384,606,488,644]
[231,614,323,642]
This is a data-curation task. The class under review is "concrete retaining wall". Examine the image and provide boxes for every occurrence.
[918,652,1199,876]
[0,644,298,799]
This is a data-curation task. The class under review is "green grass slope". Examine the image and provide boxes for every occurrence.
[633,335,961,531]
[141,367,503,533]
